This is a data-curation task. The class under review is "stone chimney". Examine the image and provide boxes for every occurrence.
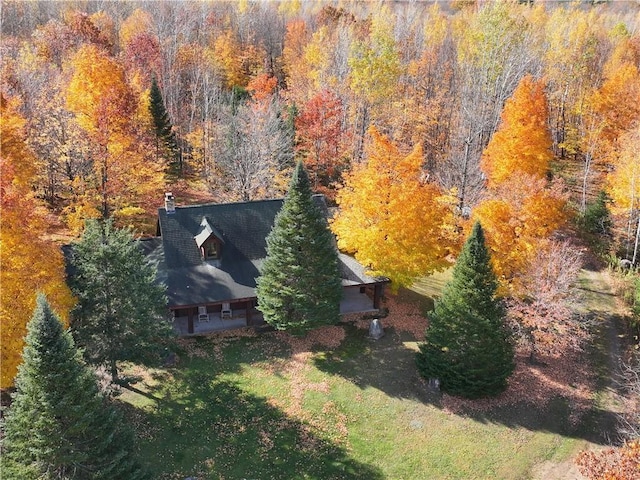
[165,192,175,214]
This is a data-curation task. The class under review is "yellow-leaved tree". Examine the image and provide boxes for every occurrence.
[589,38,640,160]
[607,123,640,259]
[331,127,457,289]
[0,94,75,387]
[475,75,569,289]
[480,74,553,188]
[64,44,164,232]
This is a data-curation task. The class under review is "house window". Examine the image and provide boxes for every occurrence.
[204,240,219,259]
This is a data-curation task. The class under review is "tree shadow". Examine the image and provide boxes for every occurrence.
[314,323,431,401]
[313,322,620,446]
[120,334,384,479]
[122,383,162,402]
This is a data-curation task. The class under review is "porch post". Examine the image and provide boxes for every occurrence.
[373,283,383,310]
[246,300,252,325]
[187,308,194,334]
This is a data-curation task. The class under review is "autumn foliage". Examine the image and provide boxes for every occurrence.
[480,75,553,189]
[1,0,637,403]
[295,89,350,199]
[0,95,75,388]
[332,127,456,288]
[475,75,569,288]
[576,441,640,480]
[63,44,164,230]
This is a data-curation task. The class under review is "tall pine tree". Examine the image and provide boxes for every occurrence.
[1,294,148,479]
[416,222,514,399]
[256,161,343,333]
[149,76,180,178]
[69,219,174,382]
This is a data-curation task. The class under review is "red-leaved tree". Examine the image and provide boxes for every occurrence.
[507,240,587,363]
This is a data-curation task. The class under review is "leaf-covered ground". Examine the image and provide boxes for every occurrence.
[119,271,622,480]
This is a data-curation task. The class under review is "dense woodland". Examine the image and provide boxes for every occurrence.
[2,0,640,381]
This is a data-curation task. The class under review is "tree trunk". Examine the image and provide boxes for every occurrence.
[458,133,472,213]
[110,358,119,384]
[633,211,640,267]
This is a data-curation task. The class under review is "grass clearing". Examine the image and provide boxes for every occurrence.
[117,271,617,479]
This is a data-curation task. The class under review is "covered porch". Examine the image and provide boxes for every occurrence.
[340,285,382,314]
[172,312,257,335]
[171,283,385,336]
[171,299,262,336]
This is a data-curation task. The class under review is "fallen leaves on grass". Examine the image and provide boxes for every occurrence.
[178,328,257,361]
[346,295,428,340]
[272,325,347,353]
[441,350,596,424]
[177,338,212,359]
[575,440,640,480]
[258,326,351,446]
[382,296,428,340]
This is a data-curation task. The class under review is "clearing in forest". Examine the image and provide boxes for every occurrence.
[119,268,627,480]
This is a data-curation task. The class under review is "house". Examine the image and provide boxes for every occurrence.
[142,193,388,335]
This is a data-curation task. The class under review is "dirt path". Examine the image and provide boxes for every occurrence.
[577,269,627,419]
[531,268,630,480]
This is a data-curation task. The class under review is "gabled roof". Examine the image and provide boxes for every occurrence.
[194,217,224,249]
[150,195,385,308]
[158,198,289,269]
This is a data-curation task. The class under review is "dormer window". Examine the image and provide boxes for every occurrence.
[203,239,220,259]
[194,217,224,261]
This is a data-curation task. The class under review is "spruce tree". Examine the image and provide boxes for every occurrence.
[69,219,174,383]
[416,222,514,398]
[581,190,612,236]
[149,76,180,177]
[256,161,343,333]
[1,294,149,479]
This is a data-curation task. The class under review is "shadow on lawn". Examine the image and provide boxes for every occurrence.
[314,323,620,446]
[124,338,384,480]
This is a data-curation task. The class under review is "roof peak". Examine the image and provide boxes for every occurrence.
[159,194,326,212]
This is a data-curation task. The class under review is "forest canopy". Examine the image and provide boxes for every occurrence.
[2,1,637,227]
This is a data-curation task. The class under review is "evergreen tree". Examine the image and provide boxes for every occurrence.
[580,190,612,236]
[69,219,174,382]
[256,161,343,333]
[1,294,149,479]
[149,76,180,177]
[416,222,514,399]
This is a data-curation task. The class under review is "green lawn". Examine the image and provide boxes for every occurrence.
[118,272,605,480]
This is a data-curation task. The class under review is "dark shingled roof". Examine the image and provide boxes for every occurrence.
[149,195,384,308]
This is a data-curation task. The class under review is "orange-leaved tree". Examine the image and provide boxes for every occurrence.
[64,44,164,232]
[572,36,640,213]
[0,94,75,388]
[247,73,278,104]
[282,18,313,106]
[331,126,457,289]
[588,38,640,160]
[480,74,553,188]
[475,74,568,290]
[473,175,570,290]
